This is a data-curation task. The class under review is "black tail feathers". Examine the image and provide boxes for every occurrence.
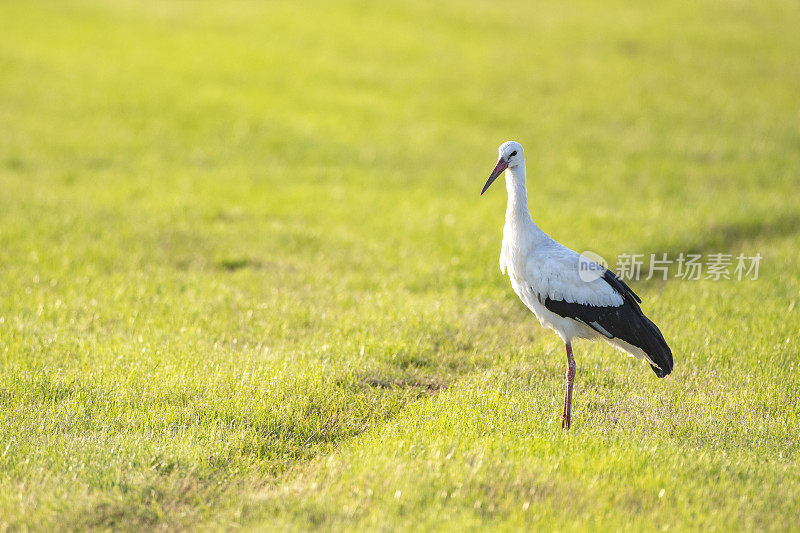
[642,316,673,378]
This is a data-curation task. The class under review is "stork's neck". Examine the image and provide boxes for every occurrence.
[503,163,548,248]
[504,164,533,227]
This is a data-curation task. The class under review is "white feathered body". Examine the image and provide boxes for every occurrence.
[498,164,655,366]
[500,223,616,342]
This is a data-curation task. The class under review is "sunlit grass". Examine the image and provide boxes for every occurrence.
[1,0,799,530]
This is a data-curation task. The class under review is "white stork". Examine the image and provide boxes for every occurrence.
[481,141,673,429]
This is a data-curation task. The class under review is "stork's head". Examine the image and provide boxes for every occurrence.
[481,141,524,195]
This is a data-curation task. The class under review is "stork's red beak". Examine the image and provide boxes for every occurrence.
[481,157,508,195]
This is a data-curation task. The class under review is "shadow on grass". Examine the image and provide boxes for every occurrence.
[632,210,800,286]
[662,211,800,256]
[353,374,447,393]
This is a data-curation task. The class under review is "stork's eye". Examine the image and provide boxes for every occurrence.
[510,150,517,157]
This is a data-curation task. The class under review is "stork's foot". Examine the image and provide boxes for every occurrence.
[562,375,575,431]
[562,343,576,431]
[562,382,573,430]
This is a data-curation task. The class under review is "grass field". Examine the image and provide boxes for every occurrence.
[2,0,800,530]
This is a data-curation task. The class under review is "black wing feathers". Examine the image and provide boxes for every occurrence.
[602,269,642,309]
[542,268,673,378]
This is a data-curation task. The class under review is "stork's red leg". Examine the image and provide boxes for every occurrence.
[562,342,576,429]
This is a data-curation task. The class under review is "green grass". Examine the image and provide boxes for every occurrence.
[1,0,799,530]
